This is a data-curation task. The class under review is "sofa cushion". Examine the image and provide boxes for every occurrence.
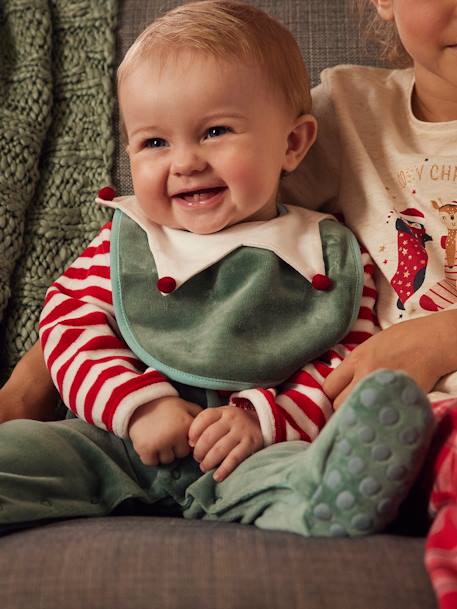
[0,517,436,609]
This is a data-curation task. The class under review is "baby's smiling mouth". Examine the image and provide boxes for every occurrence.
[173,186,227,203]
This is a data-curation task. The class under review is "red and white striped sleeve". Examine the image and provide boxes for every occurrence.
[39,222,178,438]
[229,249,379,446]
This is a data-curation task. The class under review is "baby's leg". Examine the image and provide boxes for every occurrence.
[0,341,58,422]
[184,370,433,537]
[0,417,198,532]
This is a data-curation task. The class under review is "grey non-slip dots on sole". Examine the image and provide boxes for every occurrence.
[307,369,433,537]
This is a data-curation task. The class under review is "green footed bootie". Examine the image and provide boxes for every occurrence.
[183,369,434,537]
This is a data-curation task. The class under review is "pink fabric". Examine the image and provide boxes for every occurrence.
[424,399,457,609]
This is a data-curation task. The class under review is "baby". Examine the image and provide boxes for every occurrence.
[0,0,432,538]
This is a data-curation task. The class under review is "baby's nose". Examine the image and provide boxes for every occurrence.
[171,146,207,176]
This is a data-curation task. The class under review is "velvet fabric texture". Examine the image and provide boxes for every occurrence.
[112,210,363,389]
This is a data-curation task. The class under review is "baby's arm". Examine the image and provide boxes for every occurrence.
[0,340,59,422]
[189,249,377,481]
[324,309,457,408]
[38,221,182,439]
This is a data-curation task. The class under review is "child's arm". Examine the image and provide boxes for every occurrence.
[39,221,182,439]
[189,249,378,481]
[0,341,59,422]
[323,309,457,408]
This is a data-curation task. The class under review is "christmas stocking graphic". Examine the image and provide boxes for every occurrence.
[390,208,432,311]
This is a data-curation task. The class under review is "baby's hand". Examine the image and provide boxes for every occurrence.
[188,405,263,482]
[128,396,202,466]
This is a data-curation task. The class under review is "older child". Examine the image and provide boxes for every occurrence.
[284,0,457,405]
[281,0,457,605]
[0,1,431,538]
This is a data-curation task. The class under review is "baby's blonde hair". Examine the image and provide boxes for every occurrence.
[117,0,311,140]
[352,0,411,67]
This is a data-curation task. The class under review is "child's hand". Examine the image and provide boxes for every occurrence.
[188,405,263,482]
[0,342,59,423]
[128,396,202,466]
[0,384,58,423]
[324,314,452,409]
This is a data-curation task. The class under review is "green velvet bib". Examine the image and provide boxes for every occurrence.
[111,210,363,391]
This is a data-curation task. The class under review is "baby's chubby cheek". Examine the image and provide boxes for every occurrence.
[130,161,162,198]
[226,161,262,198]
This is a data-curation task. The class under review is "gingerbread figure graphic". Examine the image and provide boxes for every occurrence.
[433,199,457,266]
[420,199,457,312]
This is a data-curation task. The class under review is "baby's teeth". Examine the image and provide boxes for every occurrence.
[193,193,199,202]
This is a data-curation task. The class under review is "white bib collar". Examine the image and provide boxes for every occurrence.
[97,195,335,290]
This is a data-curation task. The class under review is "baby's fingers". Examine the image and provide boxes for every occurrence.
[135,447,159,467]
[188,408,221,446]
[198,432,238,472]
[158,447,176,465]
[192,420,229,463]
[212,441,252,482]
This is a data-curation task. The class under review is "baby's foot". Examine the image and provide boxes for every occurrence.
[305,369,433,537]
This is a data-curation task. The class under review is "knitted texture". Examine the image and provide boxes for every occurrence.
[0,0,117,380]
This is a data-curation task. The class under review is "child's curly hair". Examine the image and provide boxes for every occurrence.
[352,0,412,67]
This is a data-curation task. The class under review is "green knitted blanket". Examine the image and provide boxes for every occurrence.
[0,0,117,380]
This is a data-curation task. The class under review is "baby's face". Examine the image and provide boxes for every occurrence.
[119,51,299,234]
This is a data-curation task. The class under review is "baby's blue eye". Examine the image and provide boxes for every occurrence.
[206,126,230,139]
[145,138,167,148]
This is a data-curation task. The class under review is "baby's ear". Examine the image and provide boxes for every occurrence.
[370,0,394,21]
[282,114,317,173]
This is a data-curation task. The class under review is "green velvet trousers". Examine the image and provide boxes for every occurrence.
[0,371,434,538]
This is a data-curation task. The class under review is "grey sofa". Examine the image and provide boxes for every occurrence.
[0,1,437,608]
